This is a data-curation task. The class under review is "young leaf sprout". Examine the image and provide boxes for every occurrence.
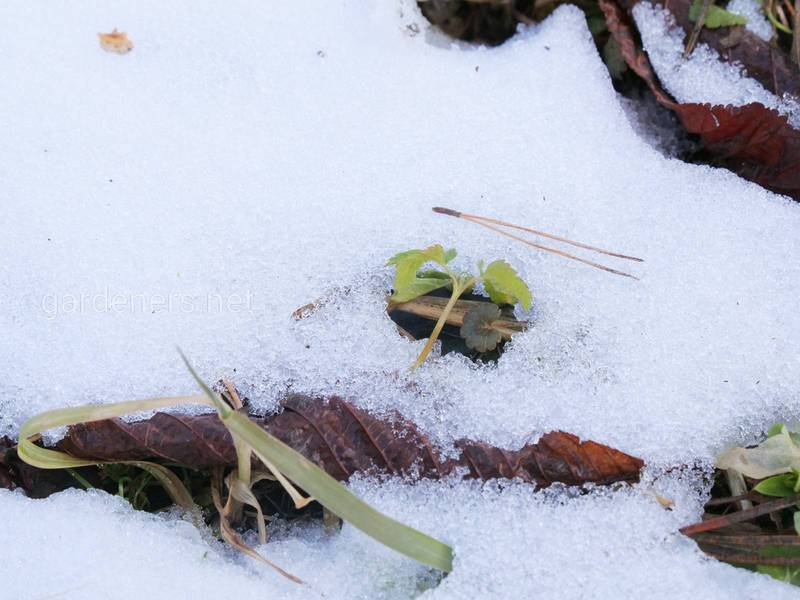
[387,245,532,369]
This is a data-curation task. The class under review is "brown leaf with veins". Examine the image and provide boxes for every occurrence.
[55,395,644,489]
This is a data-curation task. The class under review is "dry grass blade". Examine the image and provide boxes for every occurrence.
[700,550,800,566]
[684,0,713,57]
[681,493,800,535]
[226,471,269,544]
[212,468,303,583]
[432,206,641,279]
[222,379,243,409]
[260,455,315,509]
[693,533,800,547]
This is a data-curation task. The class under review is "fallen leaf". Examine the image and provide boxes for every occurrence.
[55,395,644,488]
[98,29,133,54]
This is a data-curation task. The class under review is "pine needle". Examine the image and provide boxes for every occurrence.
[432,206,642,279]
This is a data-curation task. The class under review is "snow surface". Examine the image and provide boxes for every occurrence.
[634,2,800,127]
[4,475,798,600]
[2,1,800,598]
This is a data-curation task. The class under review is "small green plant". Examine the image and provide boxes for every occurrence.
[387,244,532,369]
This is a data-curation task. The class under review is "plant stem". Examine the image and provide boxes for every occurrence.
[67,468,94,490]
[724,469,753,511]
[410,281,464,370]
[684,0,713,58]
[230,438,252,522]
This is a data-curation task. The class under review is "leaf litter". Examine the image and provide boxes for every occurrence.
[4,2,800,596]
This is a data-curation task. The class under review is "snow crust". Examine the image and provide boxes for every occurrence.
[2,1,800,597]
[633,2,800,127]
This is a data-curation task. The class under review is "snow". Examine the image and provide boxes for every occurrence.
[727,0,774,41]
[633,2,800,127]
[4,476,798,600]
[619,92,693,157]
[2,0,800,597]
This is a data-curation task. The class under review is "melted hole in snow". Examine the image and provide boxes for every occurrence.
[388,287,527,364]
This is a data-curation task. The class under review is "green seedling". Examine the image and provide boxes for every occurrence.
[387,244,532,369]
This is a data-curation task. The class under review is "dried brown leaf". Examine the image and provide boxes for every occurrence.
[98,29,133,54]
[55,395,644,489]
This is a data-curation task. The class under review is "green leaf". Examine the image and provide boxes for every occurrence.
[389,245,452,292]
[794,511,800,535]
[756,565,800,585]
[392,276,451,303]
[688,0,747,28]
[443,248,457,263]
[481,260,532,310]
[754,473,797,497]
[483,281,515,306]
[387,248,423,266]
[756,544,800,584]
[768,423,788,437]
[417,269,452,280]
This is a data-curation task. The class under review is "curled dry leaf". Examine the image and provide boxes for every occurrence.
[55,395,644,489]
[600,0,800,200]
[716,430,800,479]
[98,29,133,54]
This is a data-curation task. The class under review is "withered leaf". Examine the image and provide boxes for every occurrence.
[98,29,133,54]
[461,303,503,352]
[56,395,644,489]
[600,0,800,200]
